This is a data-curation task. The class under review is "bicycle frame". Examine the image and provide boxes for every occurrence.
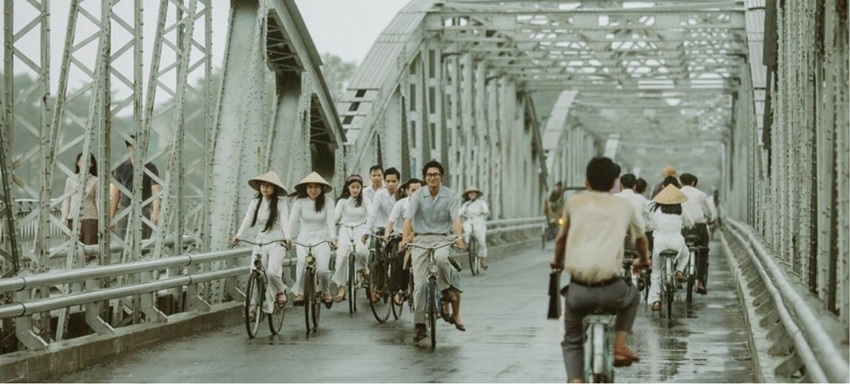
[406,240,455,349]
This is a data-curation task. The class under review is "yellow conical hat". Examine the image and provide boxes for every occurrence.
[294,172,333,193]
[652,184,688,205]
[248,171,288,196]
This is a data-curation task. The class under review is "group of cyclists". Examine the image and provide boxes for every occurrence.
[550,158,717,383]
[231,160,490,342]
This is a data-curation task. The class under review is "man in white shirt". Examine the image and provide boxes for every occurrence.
[384,178,423,305]
[363,165,385,202]
[614,173,652,235]
[679,173,714,294]
[551,157,649,383]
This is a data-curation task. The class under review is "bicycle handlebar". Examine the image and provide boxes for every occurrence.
[339,221,366,229]
[405,241,456,251]
[229,238,286,248]
[291,240,335,249]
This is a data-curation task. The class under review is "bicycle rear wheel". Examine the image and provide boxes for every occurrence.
[245,272,264,339]
[304,269,315,332]
[468,237,480,276]
[428,278,438,350]
[269,299,285,335]
[369,258,391,323]
[348,253,357,314]
[666,282,674,320]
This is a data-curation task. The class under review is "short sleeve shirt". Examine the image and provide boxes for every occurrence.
[404,186,460,234]
[558,191,644,282]
[112,159,160,207]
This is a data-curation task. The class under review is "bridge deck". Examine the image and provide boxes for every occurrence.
[61,243,753,382]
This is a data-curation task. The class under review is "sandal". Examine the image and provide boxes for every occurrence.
[651,301,661,311]
[293,295,305,306]
[393,291,405,306]
[248,310,256,322]
[276,293,288,307]
[480,258,488,270]
[614,348,640,367]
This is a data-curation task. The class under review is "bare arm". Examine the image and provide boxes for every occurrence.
[151,184,161,224]
[109,183,120,221]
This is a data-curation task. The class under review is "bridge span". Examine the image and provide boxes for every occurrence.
[0,0,847,382]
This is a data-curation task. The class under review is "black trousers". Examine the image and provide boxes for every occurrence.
[386,237,408,292]
[683,223,710,283]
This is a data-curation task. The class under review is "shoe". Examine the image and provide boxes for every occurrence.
[452,317,466,332]
[293,295,305,306]
[696,285,707,295]
[675,271,687,283]
[276,293,288,307]
[334,293,346,303]
[651,301,661,311]
[480,258,488,270]
[413,324,428,342]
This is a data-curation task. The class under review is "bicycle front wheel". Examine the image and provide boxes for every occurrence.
[269,290,285,335]
[428,278,438,350]
[348,253,357,314]
[245,272,264,339]
[304,269,315,333]
[468,238,480,276]
[369,258,391,323]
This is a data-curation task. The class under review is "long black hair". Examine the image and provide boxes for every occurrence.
[339,176,363,207]
[651,203,682,215]
[250,184,280,232]
[75,153,97,176]
[295,185,327,212]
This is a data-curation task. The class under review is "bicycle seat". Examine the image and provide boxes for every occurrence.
[685,234,701,244]
[659,250,679,258]
[589,307,617,316]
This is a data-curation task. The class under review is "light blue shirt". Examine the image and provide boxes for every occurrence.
[404,186,460,234]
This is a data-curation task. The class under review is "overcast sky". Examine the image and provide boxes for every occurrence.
[2,0,409,94]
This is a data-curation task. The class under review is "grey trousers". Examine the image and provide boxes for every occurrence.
[561,278,640,382]
[411,234,455,325]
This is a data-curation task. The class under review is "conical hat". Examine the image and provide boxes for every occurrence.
[653,184,688,205]
[248,171,288,196]
[463,186,483,198]
[294,172,333,193]
[660,166,678,178]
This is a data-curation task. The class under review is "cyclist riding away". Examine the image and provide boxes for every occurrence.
[614,173,652,237]
[385,178,423,305]
[550,157,649,383]
[232,171,291,319]
[401,160,466,341]
[679,173,714,294]
[332,175,373,302]
[459,186,490,270]
[651,166,678,198]
[363,165,385,202]
[647,184,693,311]
[635,178,653,251]
[286,172,337,307]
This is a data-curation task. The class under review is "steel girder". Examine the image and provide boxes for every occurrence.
[339,0,548,218]
[422,0,747,183]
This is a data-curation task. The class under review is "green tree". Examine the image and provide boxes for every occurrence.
[319,53,357,103]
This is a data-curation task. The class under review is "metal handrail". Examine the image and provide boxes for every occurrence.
[725,216,850,383]
[0,248,247,293]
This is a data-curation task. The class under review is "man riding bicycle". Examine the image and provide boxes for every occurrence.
[365,167,402,281]
[401,160,466,341]
[551,157,649,383]
[679,173,714,294]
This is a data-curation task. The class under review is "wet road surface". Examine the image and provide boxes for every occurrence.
[62,242,753,382]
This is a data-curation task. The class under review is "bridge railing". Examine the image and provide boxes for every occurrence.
[720,211,849,383]
[0,217,542,352]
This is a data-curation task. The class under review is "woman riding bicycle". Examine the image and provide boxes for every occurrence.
[232,171,291,319]
[331,175,372,302]
[647,183,694,311]
[459,186,490,270]
[285,172,337,307]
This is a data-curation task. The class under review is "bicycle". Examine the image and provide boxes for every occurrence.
[291,240,335,334]
[657,249,679,320]
[624,249,650,302]
[683,234,701,304]
[583,307,617,383]
[339,222,366,314]
[406,240,456,350]
[364,233,392,323]
[465,227,481,276]
[383,233,405,320]
[230,238,287,339]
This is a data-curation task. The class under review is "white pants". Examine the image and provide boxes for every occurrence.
[252,240,289,314]
[462,218,488,258]
[332,226,369,287]
[648,231,688,304]
[292,233,332,296]
[411,235,455,325]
